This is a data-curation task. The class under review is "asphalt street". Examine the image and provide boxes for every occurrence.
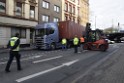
[0,43,123,83]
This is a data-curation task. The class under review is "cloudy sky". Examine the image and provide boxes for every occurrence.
[89,0,124,30]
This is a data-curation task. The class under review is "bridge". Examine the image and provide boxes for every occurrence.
[107,32,124,42]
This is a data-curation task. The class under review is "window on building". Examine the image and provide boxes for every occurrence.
[72,6,73,14]
[70,5,72,13]
[73,17,75,22]
[73,6,75,14]
[42,15,49,22]
[78,8,79,16]
[15,2,22,16]
[11,28,19,37]
[54,5,60,13]
[0,0,6,13]
[78,0,79,5]
[11,28,26,38]
[42,1,49,9]
[65,3,68,11]
[53,17,59,22]
[20,29,26,38]
[68,5,70,13]
[30,6,35,19]
[29,0,36,3]
[71,0,75,2]
[69,17,71,21]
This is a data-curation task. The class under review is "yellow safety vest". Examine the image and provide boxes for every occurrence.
[73,37,79,45]
[62,38,67,44]
[10,37,20,51]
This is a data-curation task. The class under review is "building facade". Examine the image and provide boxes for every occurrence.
[38,0,89,25]
[80,0,89,26]
[0,0,89,47]
[62,0,80,23]
[38,0,62,24]
[0,0,38,47]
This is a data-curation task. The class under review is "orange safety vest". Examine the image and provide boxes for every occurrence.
[80,37,85,43]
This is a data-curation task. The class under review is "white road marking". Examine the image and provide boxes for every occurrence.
[62,59,79,66]
[0,62,6,65]
[33,56,63,64]
[16,59,79,83]
[83,50,88,52]
[21,55,43,61]
[0,55,43,65]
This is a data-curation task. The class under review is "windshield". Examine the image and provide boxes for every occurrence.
[35,28,54,36]
[35,28,46,36]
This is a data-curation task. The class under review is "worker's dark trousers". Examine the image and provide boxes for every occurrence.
[5,51,21,71]
[74,45,78,53]
[62,44,67,50]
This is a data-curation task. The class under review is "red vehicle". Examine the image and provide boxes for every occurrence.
[83,23,109,51]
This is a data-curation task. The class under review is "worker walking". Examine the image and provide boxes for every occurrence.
[80,36,85,52]
[73,36,79,53]
[61,38,67,50]
[5,33,22,72]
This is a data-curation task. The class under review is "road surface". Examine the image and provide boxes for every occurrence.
[0,43,123,83]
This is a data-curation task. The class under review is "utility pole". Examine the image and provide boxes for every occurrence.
[118,22,120,32]
[111,19,114,33]
[95,16,96,29]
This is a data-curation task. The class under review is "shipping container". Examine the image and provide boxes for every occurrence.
[58,21,85,39]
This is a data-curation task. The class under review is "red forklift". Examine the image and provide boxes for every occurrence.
[83,23,109,51]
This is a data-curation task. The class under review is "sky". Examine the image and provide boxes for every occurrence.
[89,0,124,30]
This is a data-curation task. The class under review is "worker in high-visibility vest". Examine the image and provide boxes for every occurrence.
[80,36,85,51]
[73,36,79,53]
[61,38,67,50]
[5,33,22,72]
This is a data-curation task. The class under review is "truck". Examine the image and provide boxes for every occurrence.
[34,21,85,50]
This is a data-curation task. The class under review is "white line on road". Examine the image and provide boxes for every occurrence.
[0,55,43,65]
[21,55,43,61]
[0,62,6,65]
[62,59,79,66]
[16,59,79,83]
[33,56,63,64]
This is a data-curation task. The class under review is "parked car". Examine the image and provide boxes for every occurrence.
[105,39,115,44]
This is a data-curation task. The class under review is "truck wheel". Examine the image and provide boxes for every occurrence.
[50,43,56,50]
[99,45,106,52]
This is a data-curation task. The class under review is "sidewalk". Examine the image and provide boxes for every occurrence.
[0,46,35,54]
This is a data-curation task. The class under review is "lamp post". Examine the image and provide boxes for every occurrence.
[118,22,120,32]
[111,19,114,33]
[95,16,97,29]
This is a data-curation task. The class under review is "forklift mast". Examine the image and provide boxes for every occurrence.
[85,23,104,42]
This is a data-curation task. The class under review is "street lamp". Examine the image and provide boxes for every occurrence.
[118,22,120,32]
[95,16,97,29]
